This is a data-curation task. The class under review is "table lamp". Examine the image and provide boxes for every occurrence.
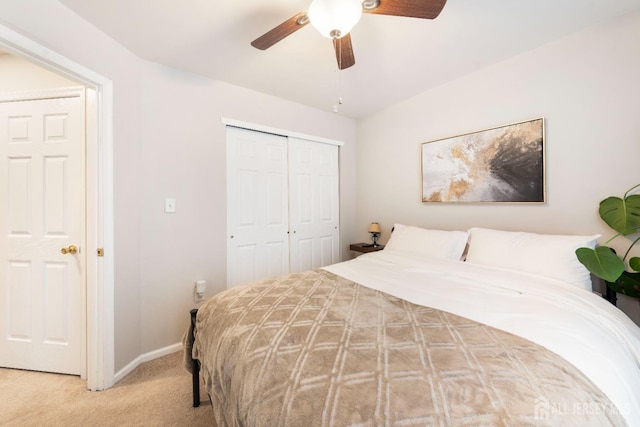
[368,222,381,247]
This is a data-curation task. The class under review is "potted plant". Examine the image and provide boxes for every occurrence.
[575,184,640,298]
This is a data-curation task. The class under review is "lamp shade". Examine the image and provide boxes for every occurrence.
[368,222,381,234]
[308,0,363,39]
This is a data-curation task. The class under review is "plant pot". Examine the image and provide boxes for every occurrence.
[606,271,640,299]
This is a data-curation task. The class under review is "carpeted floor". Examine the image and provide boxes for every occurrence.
[0,350,215,426]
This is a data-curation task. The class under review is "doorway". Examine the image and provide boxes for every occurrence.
[0,24,114,390]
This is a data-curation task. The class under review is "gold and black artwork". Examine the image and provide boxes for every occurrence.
[421,118,545,203]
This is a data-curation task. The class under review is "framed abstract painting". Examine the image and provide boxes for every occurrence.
[421,118,545,203]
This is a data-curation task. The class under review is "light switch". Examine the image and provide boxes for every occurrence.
[164,198,176,213]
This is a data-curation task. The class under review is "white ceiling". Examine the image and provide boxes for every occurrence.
[59,0,640,118]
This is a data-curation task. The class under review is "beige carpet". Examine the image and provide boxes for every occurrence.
[0,350,215,426]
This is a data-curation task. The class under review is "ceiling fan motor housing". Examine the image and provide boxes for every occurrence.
[362,0,381,10]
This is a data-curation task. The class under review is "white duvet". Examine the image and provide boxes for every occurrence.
[323,249,640,426]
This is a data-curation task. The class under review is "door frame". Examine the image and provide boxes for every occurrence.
[0,25,115,390]
[221,117,344,147]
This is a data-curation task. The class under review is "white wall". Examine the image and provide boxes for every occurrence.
[0,53,76,90]
[0,0,357,372]
[356,11,640,322]
[137,61,357,354]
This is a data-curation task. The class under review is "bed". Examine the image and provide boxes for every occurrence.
[184,226,640,426]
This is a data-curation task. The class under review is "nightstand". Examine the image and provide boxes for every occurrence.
[349,243,385,254]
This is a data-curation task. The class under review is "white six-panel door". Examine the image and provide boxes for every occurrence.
[0,93,84,375]
[227,127,340,288]
[288,137,339,272]
[227,127,289,287]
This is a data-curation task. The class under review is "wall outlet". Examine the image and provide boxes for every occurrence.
[194,279,206,302]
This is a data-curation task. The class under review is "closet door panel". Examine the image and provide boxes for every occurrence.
[292,237,313,272]
[234,244,258,285]
[319,236,335,267]
[227,127,289,288]
[288,137,340,272]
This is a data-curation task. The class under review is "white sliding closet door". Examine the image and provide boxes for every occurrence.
[227,127,340,288]
[227,127,289,288]
[288,137,339,272]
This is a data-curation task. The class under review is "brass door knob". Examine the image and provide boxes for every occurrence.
[61,245,78,255]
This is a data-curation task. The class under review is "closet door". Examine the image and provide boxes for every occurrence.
[227,127,289,288]
[288,137,340,272]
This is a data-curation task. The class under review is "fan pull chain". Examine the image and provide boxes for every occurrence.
[333,70,343,113]
[333,36,343,113]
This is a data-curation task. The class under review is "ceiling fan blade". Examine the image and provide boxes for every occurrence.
[362,0,447,19]
[251,12,310,50]
[333,34,355,70]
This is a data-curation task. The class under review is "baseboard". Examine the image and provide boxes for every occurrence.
[114,342,183,383]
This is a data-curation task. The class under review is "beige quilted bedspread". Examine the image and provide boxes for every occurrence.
[191,269,626,426]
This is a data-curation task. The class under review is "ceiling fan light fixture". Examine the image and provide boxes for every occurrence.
[308,0,363,39]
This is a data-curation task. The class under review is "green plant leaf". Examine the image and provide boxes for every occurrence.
[629,257,640,272]
[599,194,640,235]
[575,246,625,282]
[607,271,640,298]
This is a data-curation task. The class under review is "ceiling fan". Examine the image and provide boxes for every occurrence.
[251,0,448,70]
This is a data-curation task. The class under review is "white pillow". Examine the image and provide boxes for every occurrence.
[465,227,600,290]
[385,224,469,260]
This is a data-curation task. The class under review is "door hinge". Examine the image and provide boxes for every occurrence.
[97,248,104,257]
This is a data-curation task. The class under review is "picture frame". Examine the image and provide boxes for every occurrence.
[421,118,545,203]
